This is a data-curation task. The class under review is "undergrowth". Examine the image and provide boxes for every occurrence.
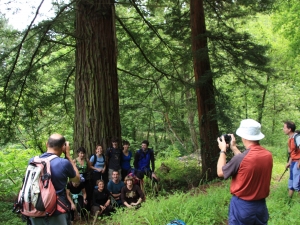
[0,145,297,225]
[105,182,230,225]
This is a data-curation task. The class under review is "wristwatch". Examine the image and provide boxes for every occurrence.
[220,151,226,155]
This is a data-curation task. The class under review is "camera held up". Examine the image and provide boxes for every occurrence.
[219,134,231,144]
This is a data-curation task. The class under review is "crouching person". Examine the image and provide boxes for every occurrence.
[107,170,124,207]
[91,180,112,217]
[121,175,144,209]
[66,181,87,224]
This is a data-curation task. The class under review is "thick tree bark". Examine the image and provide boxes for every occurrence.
[74,0,121,155]
[190,0,219,181]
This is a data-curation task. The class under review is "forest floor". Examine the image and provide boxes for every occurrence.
[72,180,225,225]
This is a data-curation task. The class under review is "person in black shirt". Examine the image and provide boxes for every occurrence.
[91,180,112,216]
[106,137,122,181]
[66,181,87,224]
[121,175,144,209]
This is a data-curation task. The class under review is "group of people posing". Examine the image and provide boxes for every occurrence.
[66,139,158,223]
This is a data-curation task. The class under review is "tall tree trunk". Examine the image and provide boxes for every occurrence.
[190,0,219,181]
[74,0,121,156]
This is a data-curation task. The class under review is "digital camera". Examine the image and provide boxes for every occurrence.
[219,134,231,144]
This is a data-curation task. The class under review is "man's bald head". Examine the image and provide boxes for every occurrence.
[47,134,66,149]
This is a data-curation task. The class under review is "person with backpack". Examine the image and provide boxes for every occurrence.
[283,121,300,199]
[28,134,80,225]
[121,140,132,181]
[106,137,122,181]
[90,145,107,186]
[133,140,158,183]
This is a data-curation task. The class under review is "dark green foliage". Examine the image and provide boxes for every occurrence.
[0,201,24,225]
[155,157,203,190]
[0,0,281,158]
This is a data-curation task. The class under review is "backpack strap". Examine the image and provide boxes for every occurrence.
[46,154,58,161]
[294,133,300,150]
[92,154,97,166]
[33,154,58,163]
[92,154,106,166]
[93,154,97,166]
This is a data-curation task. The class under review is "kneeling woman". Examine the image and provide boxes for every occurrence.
[66,181,87,223]
[91,180,112,216]
[121,175,145,209]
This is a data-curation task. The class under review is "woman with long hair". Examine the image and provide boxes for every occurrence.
[73,147,92,210]
[73,147,90,182]
[90,145,107,186]
[121,140,132,181]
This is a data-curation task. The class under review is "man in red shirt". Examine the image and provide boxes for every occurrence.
[283,121,300,198]
[217,119,273,225]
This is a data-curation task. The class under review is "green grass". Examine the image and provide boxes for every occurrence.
[106,145,295,225]
[106,181,229,225]
[1,145,297,225]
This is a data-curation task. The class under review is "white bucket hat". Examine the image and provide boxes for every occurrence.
[236,119,265,140]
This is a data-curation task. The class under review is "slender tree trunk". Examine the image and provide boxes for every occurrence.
[190,0,219,181]
[74,0,121,155]
[185,87,199,152]
[257,74,270,124]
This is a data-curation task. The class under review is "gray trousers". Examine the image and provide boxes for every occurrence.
[30,213,70,225]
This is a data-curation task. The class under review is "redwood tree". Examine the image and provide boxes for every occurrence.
[74,0,121,154]
[190,0,219,181]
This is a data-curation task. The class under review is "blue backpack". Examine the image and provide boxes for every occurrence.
[167,220,186,225]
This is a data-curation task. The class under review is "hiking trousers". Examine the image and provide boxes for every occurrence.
[30,213,70,225]
[229,195,269,225]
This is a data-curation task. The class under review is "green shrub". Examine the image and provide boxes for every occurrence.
[0,201,24,225]
[155,157,202,192]
[0,148,39,200]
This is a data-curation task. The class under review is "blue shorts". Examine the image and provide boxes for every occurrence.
[288,161,300,191]
[229,195,269,225]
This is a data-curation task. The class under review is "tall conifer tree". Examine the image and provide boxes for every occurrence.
[74,0,121,152]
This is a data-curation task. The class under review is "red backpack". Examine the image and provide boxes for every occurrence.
[15,155,58,217]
